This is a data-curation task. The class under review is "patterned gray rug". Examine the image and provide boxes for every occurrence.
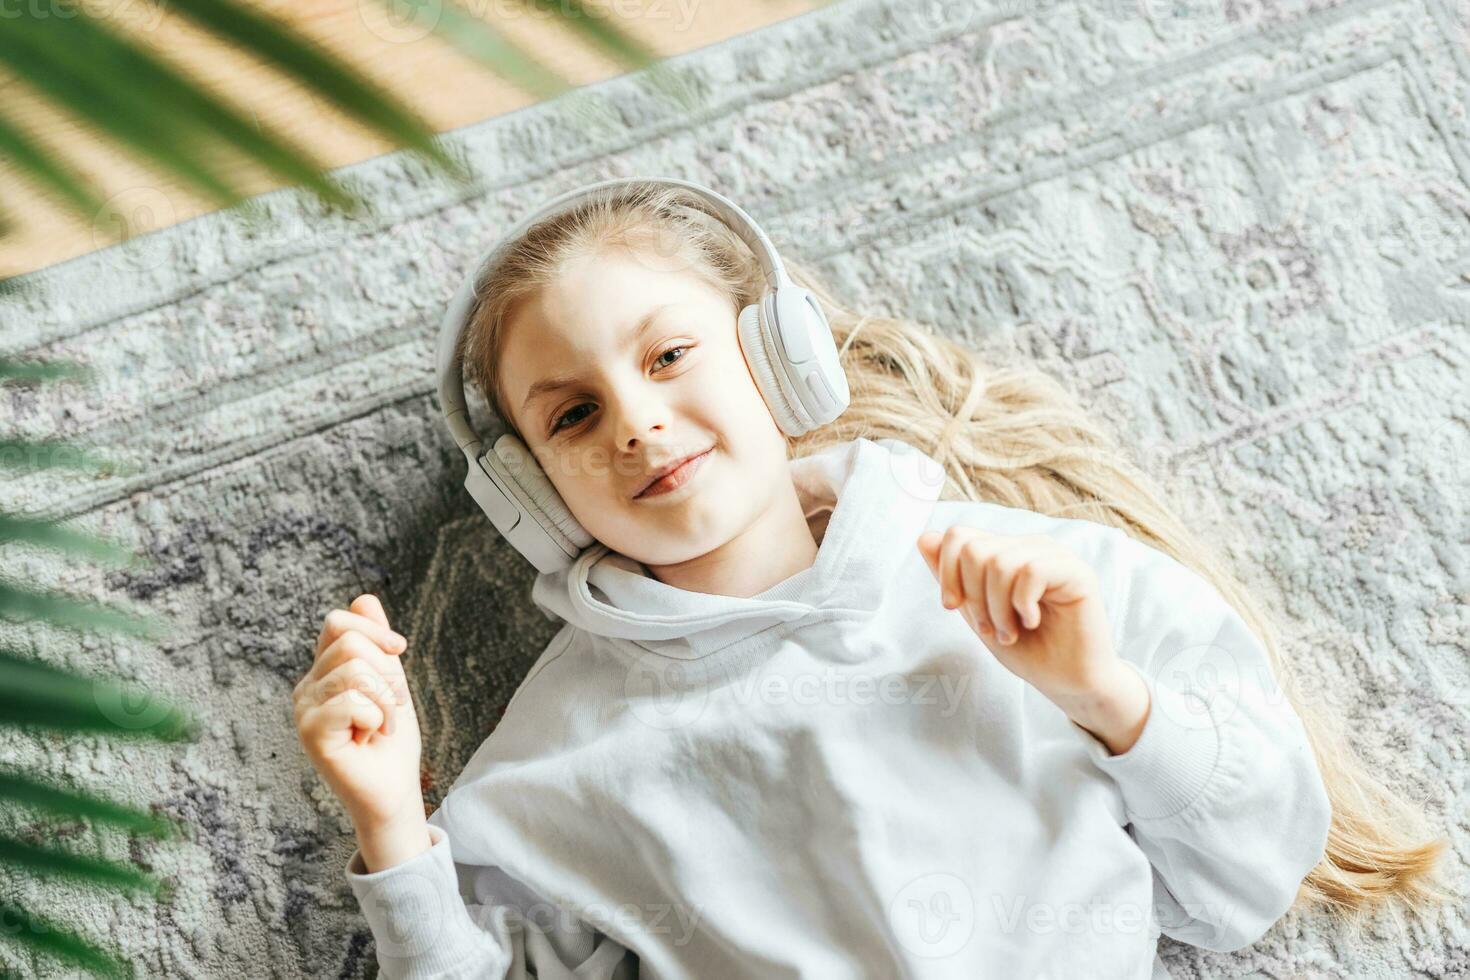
[2,0,1467,975]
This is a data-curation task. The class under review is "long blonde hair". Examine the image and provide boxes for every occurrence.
[458,180,1458,933]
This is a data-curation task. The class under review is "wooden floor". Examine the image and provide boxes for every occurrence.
[0,0,821,279]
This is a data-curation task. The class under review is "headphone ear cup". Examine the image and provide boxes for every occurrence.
[489,434,594,552]
[738,302,808,436]
[738,291,851,437]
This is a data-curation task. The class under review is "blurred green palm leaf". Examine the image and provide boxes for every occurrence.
[0,356,197,978]
[0,0,664,249]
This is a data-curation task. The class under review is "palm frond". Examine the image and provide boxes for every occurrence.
[522,0,657,68]
[0,111,108,220]
[0,357,197,977]
[0,649,199,741]
[0,770,187,839]
[165,0,467,181]
[0,901,133,979]
[0,0,692,245]
[375,0,571,100]
[0,27,243,209]
[0,515,154,569]
[0,581,165,639]
[24,8,360,213]
[0,359,91,383]
[0,836,169,897]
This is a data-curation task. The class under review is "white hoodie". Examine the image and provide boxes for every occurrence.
[345,436,1332,980]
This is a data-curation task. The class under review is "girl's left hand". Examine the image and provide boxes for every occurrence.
[916,526,1120,708]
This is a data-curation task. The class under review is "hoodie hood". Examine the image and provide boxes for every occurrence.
[529,436,948,659]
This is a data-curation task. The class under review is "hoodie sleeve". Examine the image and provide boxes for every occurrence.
[344,822,636,980]
[1067,527,1333,953]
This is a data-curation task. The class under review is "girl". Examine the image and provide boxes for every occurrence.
[294,181,1454,979]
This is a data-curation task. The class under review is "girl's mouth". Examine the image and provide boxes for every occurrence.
[634,449,712,499]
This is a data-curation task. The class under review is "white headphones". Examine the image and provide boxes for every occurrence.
[435,176,851,574]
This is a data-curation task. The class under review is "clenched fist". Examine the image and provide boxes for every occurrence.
[293,594,425,834]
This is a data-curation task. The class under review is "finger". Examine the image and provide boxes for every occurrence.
[317,608,407,661]
[317,609,396,661]
[936,529,974,610]
[916,532,942,578]
[311,625,402,687]
[1011,562,1045,630]
[309,630,406,695]
[332,659,396,738]
[986,553,1023,644]
[1043,555,1099,605]
[302,660,391,742]
[957,539,991,635]
[353,593,391,630]
[300,685,385,746]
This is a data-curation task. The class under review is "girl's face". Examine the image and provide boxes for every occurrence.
[498,248,793,568]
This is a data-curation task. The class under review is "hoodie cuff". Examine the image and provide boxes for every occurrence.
[1069,659,1224,823]
[344,823,509,975]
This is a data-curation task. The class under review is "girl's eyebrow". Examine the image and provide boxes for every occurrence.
[520,303,674,411]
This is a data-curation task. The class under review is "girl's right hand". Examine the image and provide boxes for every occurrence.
[293,593,425,834]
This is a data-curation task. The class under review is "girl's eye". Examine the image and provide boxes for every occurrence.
[549,345,690,435]
[551,402,594,434]
[655,345,688,369]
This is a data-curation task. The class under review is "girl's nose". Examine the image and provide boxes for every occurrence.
[613,398,667,450]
